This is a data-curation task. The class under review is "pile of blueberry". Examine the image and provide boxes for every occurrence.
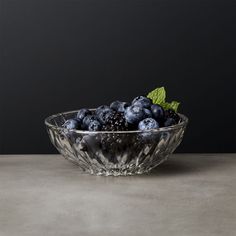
[63,96,180,132]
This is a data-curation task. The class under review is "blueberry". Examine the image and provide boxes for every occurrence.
[132,96,152,109]
[77,134,99,152]
[88,120,101,131]
[143,108,153,118]
[151,104,164,120]
[76,109,91,122]
[110,101,129,113]
[63,119,80,130]
[164,118,176,127]
[124,105,146,125]
[97,109,114,124]
[82,115,97,130]
[110,101,121,110]
[95,105,110,116]
[138,118,159,131]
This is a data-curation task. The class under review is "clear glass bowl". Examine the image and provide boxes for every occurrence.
[45,110,188,176]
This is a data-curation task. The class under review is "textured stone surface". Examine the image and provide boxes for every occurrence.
[0,154,236,236]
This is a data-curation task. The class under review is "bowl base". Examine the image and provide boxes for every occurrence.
[80,164,160,176]
[87,169,150,176]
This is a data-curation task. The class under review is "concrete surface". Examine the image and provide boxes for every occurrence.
[0,154,236,236]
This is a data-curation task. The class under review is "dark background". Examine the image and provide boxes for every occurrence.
[1,0,235,154]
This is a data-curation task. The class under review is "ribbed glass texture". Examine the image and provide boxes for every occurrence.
[45,111,188,176]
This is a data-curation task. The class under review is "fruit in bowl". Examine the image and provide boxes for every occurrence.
[45,87,188,176]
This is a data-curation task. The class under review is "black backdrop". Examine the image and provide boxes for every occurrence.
[1,0,235,153]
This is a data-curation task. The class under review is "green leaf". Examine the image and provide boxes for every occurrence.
[147,87,166,105]
[162,101,180,112]
[147,86,180,112]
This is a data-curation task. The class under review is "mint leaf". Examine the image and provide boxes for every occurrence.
[147,87,166,104]
[147,87,180,112]
[162,101,180,112]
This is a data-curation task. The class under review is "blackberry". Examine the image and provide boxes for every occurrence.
[102,112,129,131]
[164,118,176,127]
[100,112,130,163]
[165,109,180,123]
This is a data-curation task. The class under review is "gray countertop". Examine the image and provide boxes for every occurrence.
[0,154,236,236]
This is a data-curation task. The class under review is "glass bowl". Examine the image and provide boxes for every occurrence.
[45,110,188,176]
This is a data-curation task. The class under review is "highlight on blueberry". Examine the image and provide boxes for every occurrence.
[132,96,152,109]
[95,105,110,116]
[138,118,159,131]
[63,119,80,130]
[88,120,101,131]
[151,104,164,120]
[110,101,129,113]
[124,105,146,125]
[76,108,91,122]
[82,115,97,129]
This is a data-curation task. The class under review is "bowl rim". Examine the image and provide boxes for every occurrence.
[45,109,188,134]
